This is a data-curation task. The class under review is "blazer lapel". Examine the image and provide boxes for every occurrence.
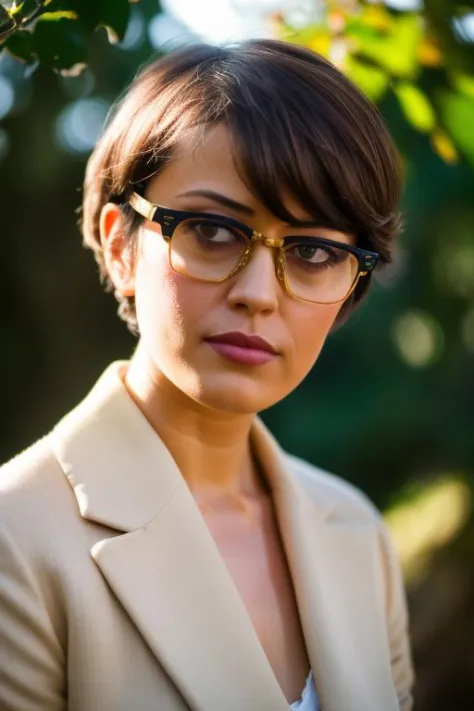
[251,419,399,711]
[50,362,289,711]
[51,361,398,711]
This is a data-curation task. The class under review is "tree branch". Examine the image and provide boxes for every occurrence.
[0,0,46,44]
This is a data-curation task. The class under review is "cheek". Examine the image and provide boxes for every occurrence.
[133,232,211,350]
[289,302,342,377]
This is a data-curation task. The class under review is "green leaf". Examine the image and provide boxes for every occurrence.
[394,82,436,132]
[39,10,79,21]
[438,90,474,164]
[345,56,389,102]
[0,4,16,39]
[94,0,131,42]
[32,16,86,71]
[8,2,25,17]
[4,27,35,61]
[50,0,131,40]
[355,14,423,79]
[451,72,474,97]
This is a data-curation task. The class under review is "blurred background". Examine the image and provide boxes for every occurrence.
[1,0,474,707]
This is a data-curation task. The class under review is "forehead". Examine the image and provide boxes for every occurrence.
[146,123,315,223]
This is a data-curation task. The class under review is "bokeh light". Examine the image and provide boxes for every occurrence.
[461,308,474,353]
[119,5,146,51]
[58,69,95,100]
[163,0,286,42]
[148,12,193,50]
[0,75,14,120]
[392,309,444,367]
[453,13,474,42]
[384,0,422,10]
[54,98,110,155]
[385,476,471,584]
[434,240,474,298]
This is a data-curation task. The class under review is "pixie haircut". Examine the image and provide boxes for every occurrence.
[82,39,402,334]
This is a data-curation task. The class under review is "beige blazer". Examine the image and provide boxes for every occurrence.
[0,362,413,711]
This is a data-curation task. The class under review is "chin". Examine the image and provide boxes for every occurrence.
[189,372,282,415]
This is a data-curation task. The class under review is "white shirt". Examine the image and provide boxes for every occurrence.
[290,671,319,711]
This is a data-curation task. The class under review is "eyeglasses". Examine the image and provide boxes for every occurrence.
[126,192,379,305]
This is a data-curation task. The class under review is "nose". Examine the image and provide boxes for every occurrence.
[226,243,282,315]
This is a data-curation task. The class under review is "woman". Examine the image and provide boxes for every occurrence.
[0,40,413,711]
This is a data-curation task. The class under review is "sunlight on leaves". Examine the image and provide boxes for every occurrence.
[394,82,436,132]
[273,1,469,165]
[345,54,389,100]
[309,27,331,57]
[417,36,442,66]
[385,476,471,585]
[431,128,459,163]
[438,90,474,165]
[360,4,392,32]
[7,1,24,17]
[354,14,422,79]
[40,11,78,22]
[451,72,474,98]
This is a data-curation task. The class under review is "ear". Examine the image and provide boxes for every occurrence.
[100,203,136,297]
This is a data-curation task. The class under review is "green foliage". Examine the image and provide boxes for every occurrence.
[0,0,135,74]
[395,82,436,133]
[276,0,474,166]
[438,90,474,164]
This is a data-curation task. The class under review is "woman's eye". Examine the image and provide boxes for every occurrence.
[193,221,236,243]
[292,244,331,264]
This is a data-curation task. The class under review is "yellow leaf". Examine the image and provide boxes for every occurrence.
[8,1,24,16]
[39,10,79,21]
[418,38,442,67]
[431,129,459,164]
[394,82,436,132]
[360,5,392,32]
[310,32,331,58]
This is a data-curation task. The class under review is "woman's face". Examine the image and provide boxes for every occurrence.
[114,123,354,414]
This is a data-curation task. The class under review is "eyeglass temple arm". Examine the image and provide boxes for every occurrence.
[128,192,157,221]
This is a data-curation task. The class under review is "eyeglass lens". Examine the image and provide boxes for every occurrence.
[168,217,359,303]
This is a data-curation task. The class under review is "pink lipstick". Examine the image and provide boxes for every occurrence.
[205,331,278,366]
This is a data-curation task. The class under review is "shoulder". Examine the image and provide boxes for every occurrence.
[0,436,78,549]
[283,450,383,525]
[1,436,64,503]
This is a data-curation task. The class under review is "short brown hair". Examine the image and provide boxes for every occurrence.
[82,39,402,334]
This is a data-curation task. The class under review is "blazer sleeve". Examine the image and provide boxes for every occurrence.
[378,519,415,711]
[0,520,65,711]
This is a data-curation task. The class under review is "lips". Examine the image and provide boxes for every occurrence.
[205,331,277,354]
[204,331,278,366]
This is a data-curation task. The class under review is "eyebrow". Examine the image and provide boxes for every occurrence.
[175,189,255,216]
[175,188,332,230]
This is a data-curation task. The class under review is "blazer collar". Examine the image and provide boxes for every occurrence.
[50,361,398,711]
[50,360,333,533]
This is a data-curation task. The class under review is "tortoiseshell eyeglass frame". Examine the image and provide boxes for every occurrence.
[126,191,380,305]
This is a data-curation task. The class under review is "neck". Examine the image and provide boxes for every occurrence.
[123,343,268,505]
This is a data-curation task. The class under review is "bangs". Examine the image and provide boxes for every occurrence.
[227,109,361,233]
[214,43,402,261]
